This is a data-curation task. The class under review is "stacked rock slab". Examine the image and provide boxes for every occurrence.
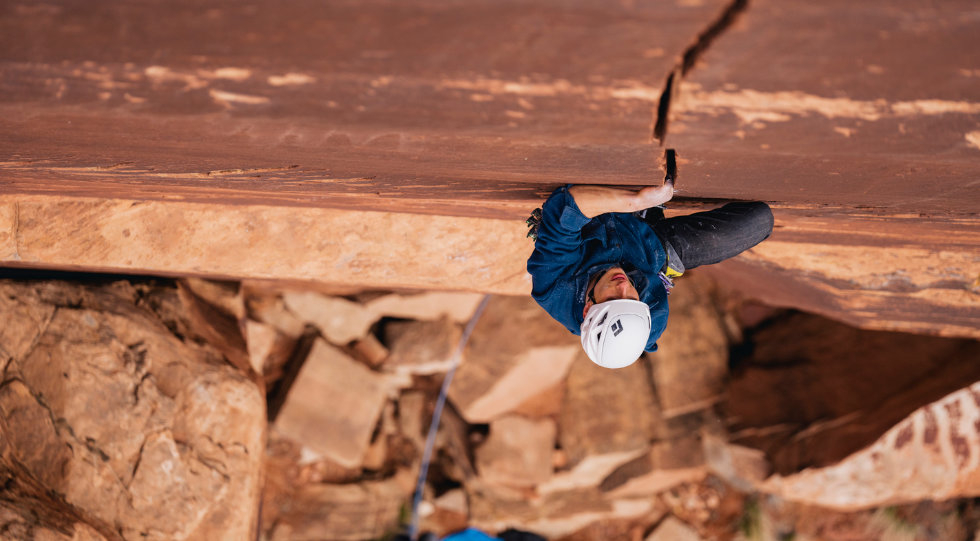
[2,0,977,339]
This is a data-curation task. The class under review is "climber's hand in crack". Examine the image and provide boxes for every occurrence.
[567,182,674,219]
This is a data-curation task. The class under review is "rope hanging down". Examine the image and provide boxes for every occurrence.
[408,294,493,540]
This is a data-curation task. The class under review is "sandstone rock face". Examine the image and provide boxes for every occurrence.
[763,380,980,509]
[348,333,390,368]
[602,437,708,499]
[645,517,704,541]
[722,311,980,474]
[273,338,388,469]
[559,353,660,468]
[383,317,462,375]
[244,319,296,377]
[470,490,660,541]
[0,0,977,342]
[268,473,412,541]
[649,272,730,417]
[475,415,557,488]
[178,280,252,376]
[420,489,469,537]
[0,505,108,541]
[451,296,580,424]
[0,280,265,540]
[282,291,377,345]
[4,272,980,540]
[538,449,647,496]
[365,292,485,323]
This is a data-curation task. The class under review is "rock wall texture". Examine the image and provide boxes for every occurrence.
[1,0,977,338]
[0,0,978,537]
[3,273,978,540]
[0,279,265,540]
[763,381,980,510]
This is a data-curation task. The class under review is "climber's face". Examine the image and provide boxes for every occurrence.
[583,267,639,318]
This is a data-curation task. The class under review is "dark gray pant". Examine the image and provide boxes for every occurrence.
[645,202,774,271]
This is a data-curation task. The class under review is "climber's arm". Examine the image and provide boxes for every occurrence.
[567,183,674,219]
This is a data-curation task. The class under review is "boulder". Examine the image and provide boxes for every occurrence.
[554,517,656,541]
[511,381,565,419]
[260,435,304,537]
[450,296,580,424]
[559,353,660,467]
[601,436,708,498]
[0,283,54,373]
[702,434,770,492]
[470,488,661,540]
[538,449,647,495]
[365,399,404,473]
[659,478,746,538]
[475,415,557,488]
[348,333,390,368]
[0,504,109,541]
[419,489,470,538]
[649,272,730,417]
[398,391,429,450]
[244,319,296,378]
[0,280,265,540]
[282,291,377,345]
[362,430,389,472]
[645,517,703,541]
[245,291,307,339]
[384,317,462,375]
[177,280,252,376]
[273,338,388,469]
[268,472,413,541]
[179,278,245,321]
[365,292,486,323]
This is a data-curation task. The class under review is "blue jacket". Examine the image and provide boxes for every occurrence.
[526,185,669,352]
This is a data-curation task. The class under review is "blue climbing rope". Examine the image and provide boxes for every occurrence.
[408,294,492,540]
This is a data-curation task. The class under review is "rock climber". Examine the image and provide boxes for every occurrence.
[525,150,773,369]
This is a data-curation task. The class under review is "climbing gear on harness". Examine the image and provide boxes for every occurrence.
[662,238,685,279]
[580,299,651,369]
[525,207,542,241]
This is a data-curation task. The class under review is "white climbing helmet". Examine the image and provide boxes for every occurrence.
[580,299,651,369]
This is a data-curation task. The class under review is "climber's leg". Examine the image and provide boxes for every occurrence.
[650,202,773,272]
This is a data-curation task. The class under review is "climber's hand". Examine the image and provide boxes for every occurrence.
[636,182,674,209]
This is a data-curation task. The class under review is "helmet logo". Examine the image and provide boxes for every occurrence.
[611,319,624,336]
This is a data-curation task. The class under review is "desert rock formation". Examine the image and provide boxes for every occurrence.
[2,274,978,539]
[1,0,977,337]
[1,0,979,538]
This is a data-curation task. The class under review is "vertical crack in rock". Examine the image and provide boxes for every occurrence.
[653,72,675,144]
[653,0,750,144]
[12,202,22,261]
[266,326,318,423]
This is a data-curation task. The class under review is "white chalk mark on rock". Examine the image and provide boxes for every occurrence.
[209,89,270,107]
[268,73,316,87]
[965,131,980,151]
[208,67,252,81]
